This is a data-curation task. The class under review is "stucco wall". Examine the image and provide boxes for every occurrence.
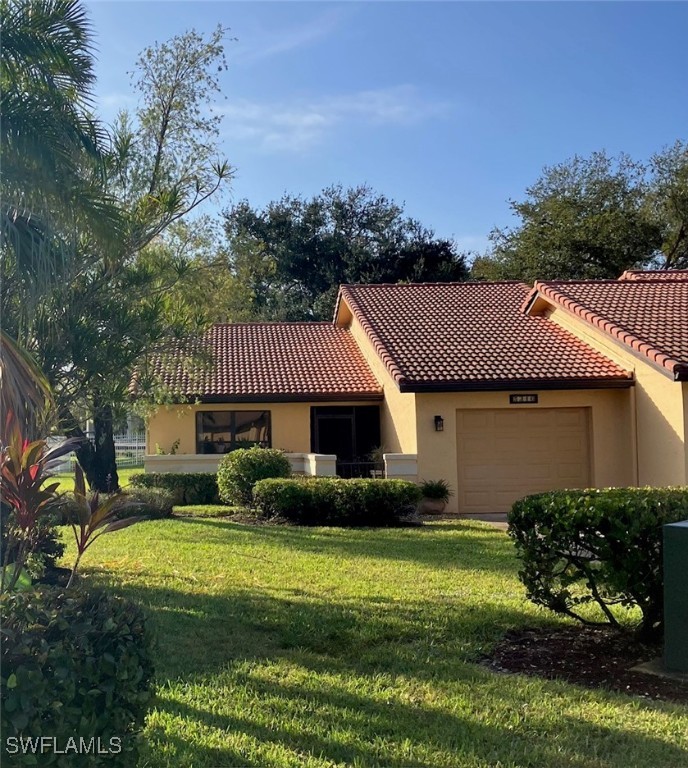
[547,306,687,487]
[414,388,635,513]
[341,305,417,454]
[147,400,378,457]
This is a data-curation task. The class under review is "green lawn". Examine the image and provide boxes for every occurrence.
[64,519,688,768]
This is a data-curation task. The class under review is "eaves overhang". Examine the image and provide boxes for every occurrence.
[397,376,635,393]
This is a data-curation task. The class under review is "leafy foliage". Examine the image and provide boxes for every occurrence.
[0,0,120,288]
[54,487,174,525]
[2,16,233,491]
[1,586,154,766]
[252,477,422,526]
[66,465,144,586]
[419,479,453,502]
[129,472,219,505]
[223,185,469,320]
[0,417,79,590]
[508,487,688,638]
[218,447,292,506]
[472,144,688,281]
[0,503,64,580]
[120,487,175,518]
[475,152,661,281]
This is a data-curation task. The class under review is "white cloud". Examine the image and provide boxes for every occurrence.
[234,9,345,66]
[218,85,452,154]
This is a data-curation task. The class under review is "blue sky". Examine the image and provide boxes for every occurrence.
[87,1,688,255]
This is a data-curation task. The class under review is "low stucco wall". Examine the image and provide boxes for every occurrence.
[413,388,635,514]
[143,452,337,476]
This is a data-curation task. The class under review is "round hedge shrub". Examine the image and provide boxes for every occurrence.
[217,447,292,506]
[1,586,154,767]
[508,487,688,639]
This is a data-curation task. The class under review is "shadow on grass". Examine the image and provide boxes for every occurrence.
[124,583,688,768]
[169,516,517,573]
[150,668,688,768]
[90,520,686,767]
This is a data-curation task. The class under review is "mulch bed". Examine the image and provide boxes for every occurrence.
[483,626,688,703]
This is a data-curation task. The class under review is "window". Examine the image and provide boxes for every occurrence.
[196,411,271,454]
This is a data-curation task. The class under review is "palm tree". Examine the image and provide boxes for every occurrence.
[0,0,120,435]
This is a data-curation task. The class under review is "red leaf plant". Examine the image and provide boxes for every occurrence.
[0,413,81,590]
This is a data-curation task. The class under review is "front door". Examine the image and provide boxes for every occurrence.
[313,412,355,459]
[311,406,381,477]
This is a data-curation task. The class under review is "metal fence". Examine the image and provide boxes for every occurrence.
[335,460,385,479]
[111,433,146,467]
[51,432,146,472]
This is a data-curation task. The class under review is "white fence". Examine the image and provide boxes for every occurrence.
[51,432,146,473]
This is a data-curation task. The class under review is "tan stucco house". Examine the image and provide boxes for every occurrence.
[145,270,688,514]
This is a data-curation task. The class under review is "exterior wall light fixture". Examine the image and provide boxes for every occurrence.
[434,415,444,432]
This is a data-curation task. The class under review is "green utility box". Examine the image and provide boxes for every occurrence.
[664,521,688,674]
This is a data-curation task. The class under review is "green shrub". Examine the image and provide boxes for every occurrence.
[508,487,688,639]
[1,504,65,579]
[217,447,292,506]
[1,587,154,766]
[121,488,174,519]
[252,477,422,526]
[419,479,453,502]
[129,472,219,505]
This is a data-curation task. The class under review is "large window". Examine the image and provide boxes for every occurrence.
[196,411,271,454]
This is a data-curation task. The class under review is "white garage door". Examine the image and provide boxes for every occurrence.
[456,408,591,514]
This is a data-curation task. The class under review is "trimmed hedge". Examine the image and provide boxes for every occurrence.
[1,587,154,766]
[217,447,292,506]
[129,472,219,505]
[252,477,422,526]
[508,487,688,638]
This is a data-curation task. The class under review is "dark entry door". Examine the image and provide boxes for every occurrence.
[311,406,381,477]
[313,413,355,459]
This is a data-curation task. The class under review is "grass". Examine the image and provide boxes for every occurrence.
[53,466,142,493]
[63,519,688,768]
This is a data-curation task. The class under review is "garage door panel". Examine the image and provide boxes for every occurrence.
[555,410,586,428]
[493,411,525,429]
[456,407,591,514]
[460,411,493,430]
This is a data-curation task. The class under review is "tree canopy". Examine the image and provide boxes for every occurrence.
[222,185,469,321]
[1,6,232,488]
[472,144,688,282]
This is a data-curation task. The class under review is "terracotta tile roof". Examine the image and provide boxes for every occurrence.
[149,323,383,402]
[619,269,688,281]
[526,280,688,380]
[336,283,632,391]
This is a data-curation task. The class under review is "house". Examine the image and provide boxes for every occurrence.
[145,270,688,514]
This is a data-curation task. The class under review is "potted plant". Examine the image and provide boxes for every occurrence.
[419,479,453,514]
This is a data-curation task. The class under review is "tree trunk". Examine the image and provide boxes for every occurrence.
[61,398,120,492]
[92,399,120,492]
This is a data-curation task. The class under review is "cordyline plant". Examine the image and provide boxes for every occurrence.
[0,414,81,591]
[67,464,144,587]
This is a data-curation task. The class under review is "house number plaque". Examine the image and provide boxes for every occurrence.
[509,394,538,404]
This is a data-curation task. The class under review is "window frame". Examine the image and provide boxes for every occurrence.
[196,410,272,454]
